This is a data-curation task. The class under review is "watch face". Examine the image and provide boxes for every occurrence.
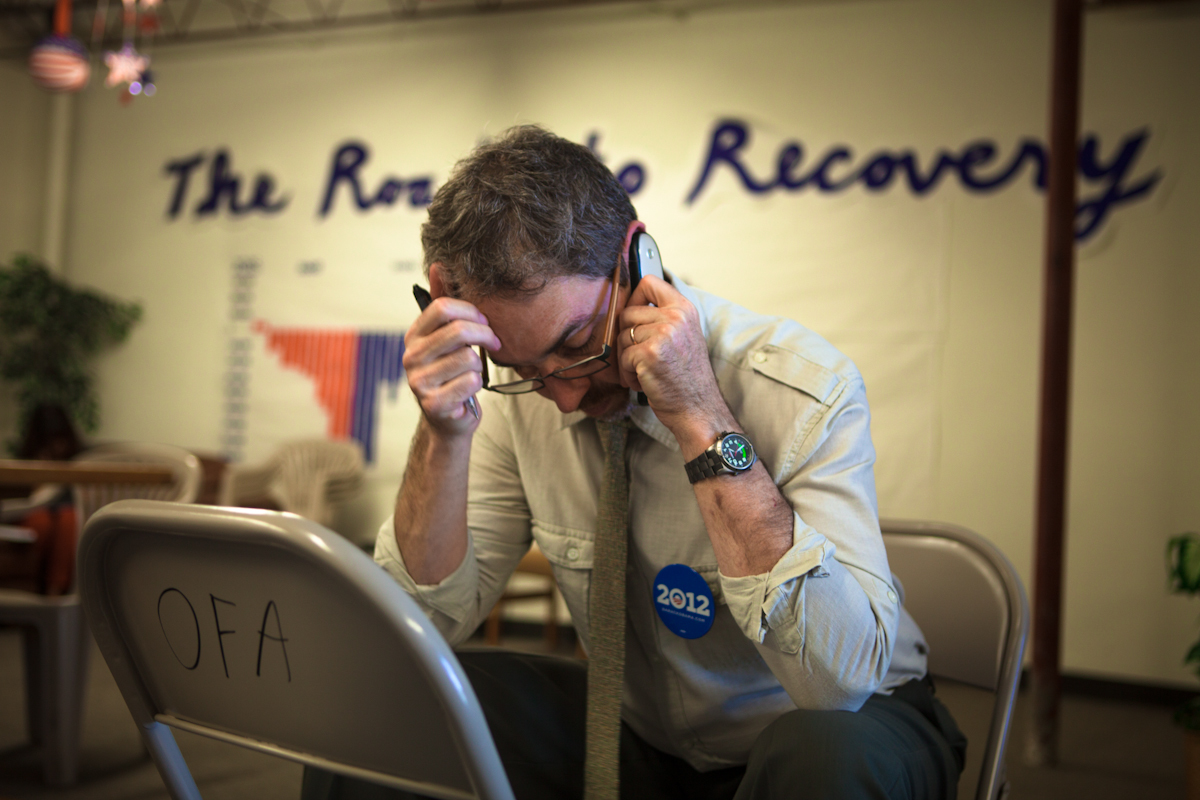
[719,434,755,470]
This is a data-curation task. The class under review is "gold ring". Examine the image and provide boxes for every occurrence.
[630,325,639,345]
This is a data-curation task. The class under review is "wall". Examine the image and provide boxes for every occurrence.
[0,50,52,447]
[2,0,1197,686]
[1062,6,1200,683]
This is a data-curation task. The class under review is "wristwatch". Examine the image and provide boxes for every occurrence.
[684,432,757,483]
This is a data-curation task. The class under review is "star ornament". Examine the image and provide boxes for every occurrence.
[104,44,148,87]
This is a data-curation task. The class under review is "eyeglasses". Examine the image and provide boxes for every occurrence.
[480,258,622,395]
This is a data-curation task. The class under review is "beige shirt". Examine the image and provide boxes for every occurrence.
[375,278,927,771]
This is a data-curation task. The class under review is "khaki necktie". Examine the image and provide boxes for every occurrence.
[585,418,632,800]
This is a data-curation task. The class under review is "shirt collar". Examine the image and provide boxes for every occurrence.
[554,395,679,452]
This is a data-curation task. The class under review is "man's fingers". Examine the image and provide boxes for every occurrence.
[401,295,495,433]
[626,273,682,310]
[407,346,482,396]
[419,319,499,361]
[616,279,715,422]
[409,296,489,337]
[421,371,483,420]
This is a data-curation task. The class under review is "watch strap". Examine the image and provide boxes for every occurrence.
[685,449,729,484]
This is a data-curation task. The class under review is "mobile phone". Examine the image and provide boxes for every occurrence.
[627,232,664,406]
[629,231,664,289]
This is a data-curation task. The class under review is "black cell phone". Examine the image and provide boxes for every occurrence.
[627,231,664,406]
[628,231,664,290]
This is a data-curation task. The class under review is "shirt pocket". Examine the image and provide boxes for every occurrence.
[533,519,594,569]
[530,519,594,637]
[747,344,839,403]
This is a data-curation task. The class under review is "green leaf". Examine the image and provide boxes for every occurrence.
[0,255,142,448]
[1168,534,1200,594]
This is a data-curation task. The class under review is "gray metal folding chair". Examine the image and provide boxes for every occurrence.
[78,499,514,800]
[881,519,1029,800]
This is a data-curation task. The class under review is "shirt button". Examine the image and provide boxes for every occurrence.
[567,547,580,562]
[752,351,768,364]
[887,590,898,603]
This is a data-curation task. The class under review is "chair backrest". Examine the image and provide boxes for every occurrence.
[271,439,364,525]
[880,519,1029,800]
[73,443,203,526]
[78,500,513,800]
[220,439,364,528]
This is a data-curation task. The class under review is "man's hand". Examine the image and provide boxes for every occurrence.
[396,294,496,585]
[403,297,500,437]
[617,275,736,458]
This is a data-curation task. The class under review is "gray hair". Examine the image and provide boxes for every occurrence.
[421,125,637,300]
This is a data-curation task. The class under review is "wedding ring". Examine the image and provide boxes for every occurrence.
[630,325,639,345]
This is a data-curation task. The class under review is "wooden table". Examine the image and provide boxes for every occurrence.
[0,459,174,486]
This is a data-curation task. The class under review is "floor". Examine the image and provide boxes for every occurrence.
[0,625,1186,799]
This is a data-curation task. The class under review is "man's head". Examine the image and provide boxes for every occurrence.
[421,126,641,419]
[421,125,637,301]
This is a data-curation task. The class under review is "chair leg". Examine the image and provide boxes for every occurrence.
[32,603,89,786]
[141,721,202,800]
[21,625,44,746]
[485,600,504,645]
[544,589,558,650]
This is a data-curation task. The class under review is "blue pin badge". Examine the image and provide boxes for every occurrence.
[653,564,715,639]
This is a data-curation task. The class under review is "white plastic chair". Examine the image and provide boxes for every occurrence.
[72,443,203,524]
[219,439,364,529]
[78,499,514,800]
[0,442,200,785]
[880,519,1029,800]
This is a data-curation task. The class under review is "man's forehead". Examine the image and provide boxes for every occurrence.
[475,275,607,364]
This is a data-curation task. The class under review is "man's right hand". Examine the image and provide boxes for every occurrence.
[402,297,501,437]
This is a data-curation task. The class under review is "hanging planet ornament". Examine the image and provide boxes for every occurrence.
[29,34,90,92]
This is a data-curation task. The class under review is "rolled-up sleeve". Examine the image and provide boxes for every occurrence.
[373,402,533,646]
[718,377,900,711]
[374,513,482,636]
[720,516,833,651]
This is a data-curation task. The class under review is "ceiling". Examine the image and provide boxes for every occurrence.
[1,0,1191,60]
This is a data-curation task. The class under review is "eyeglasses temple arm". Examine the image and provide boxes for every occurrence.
[603,260,622,349]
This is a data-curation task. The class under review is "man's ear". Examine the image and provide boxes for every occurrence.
[621,220,647,286]
[428,262,448,299]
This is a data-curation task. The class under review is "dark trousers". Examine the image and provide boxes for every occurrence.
[302,648,967,800]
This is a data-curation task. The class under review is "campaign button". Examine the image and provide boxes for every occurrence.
[653,564,715,639]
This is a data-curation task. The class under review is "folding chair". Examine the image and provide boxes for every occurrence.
[881,519,1029,800]
[78,500,514,800]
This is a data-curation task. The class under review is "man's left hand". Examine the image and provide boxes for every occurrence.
[618,276,735,456]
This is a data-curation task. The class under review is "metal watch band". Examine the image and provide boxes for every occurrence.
[685,449,729,484]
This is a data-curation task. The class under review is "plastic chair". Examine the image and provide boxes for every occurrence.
[0,442,201,785]
[219,439,364,529]
[880,519,1029,800]
[73,442,204,524]
[78,500,514,800]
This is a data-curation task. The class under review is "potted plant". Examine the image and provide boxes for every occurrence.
[1167,532,1200,799]
[0,254,142,452]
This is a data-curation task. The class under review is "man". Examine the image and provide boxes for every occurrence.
[309,125,964,800]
